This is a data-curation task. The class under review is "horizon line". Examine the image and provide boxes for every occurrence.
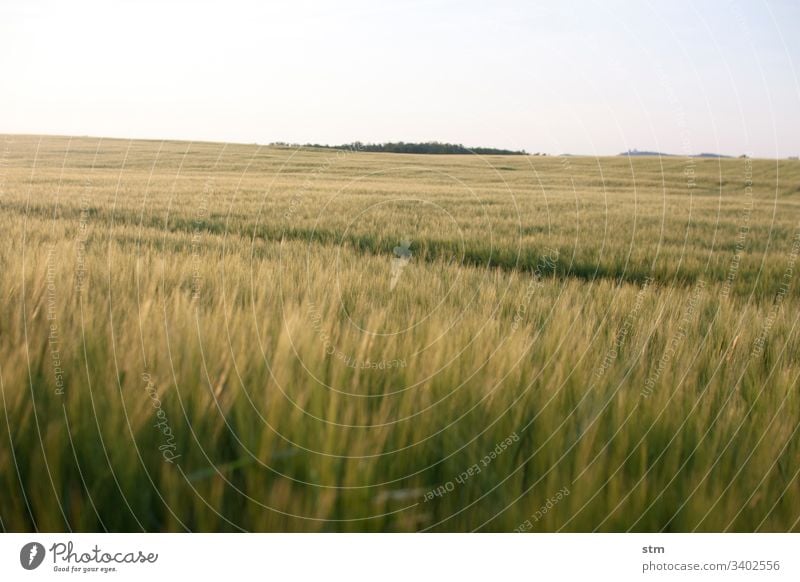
[1,132,795,161]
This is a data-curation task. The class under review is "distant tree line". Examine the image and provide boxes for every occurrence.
[289,141,528,155]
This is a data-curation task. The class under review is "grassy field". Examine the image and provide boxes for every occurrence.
[1,134,798,532]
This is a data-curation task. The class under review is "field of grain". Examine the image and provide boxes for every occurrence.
[0,134,798,532]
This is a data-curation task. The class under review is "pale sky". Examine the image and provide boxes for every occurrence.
[1,0,799,157]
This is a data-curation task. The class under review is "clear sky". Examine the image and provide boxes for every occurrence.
[1,0,798,157]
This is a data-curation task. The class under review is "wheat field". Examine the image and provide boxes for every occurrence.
[0,134,798,532]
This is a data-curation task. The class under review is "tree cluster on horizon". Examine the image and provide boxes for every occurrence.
[279,141,528,155]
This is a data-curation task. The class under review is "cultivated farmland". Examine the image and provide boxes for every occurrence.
[1,135,798,531]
